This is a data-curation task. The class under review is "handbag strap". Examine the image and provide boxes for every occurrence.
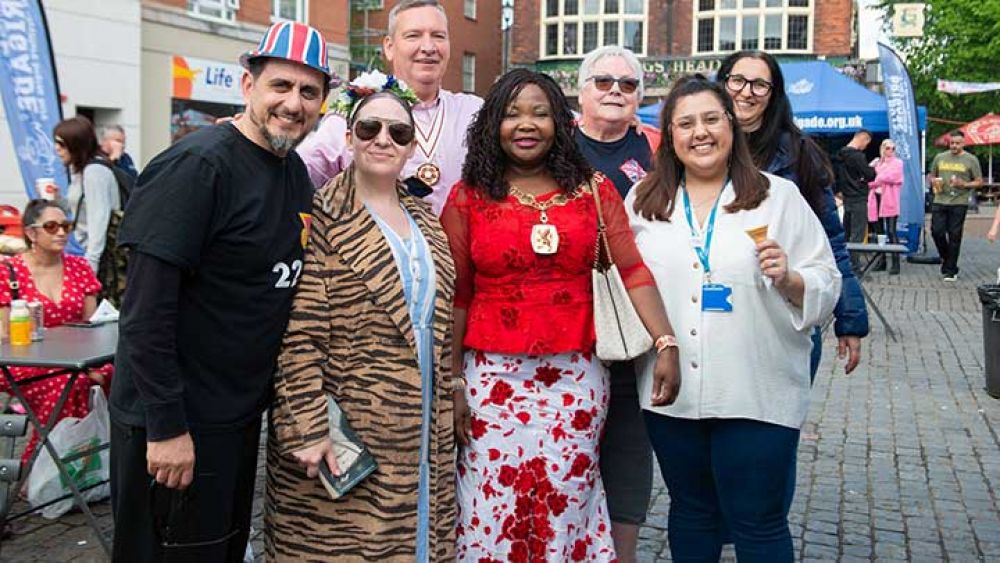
[590,175,613,270]
[4,259,19,301]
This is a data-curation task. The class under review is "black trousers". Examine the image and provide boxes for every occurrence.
[842,199,868,270]
[109,417,261,563]
[931,204,968,276]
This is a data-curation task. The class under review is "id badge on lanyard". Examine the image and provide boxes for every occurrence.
[682,184,733,313]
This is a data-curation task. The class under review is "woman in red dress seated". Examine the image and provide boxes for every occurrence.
[1,199,111,465]
[442,69,680,562]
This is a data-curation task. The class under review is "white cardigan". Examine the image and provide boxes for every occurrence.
[626,173,841,429]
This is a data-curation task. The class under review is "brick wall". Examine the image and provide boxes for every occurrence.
[510,0,540,65]
[144,0,349,47]
[814,0,854,57]
[348,1,501,96]
[509,0,854,64]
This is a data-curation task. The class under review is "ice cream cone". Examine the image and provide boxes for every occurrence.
[745,225,769,244]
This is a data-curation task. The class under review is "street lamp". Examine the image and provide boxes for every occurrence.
[502,0,514,73]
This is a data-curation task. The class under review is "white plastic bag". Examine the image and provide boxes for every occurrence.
[27,386,111,519]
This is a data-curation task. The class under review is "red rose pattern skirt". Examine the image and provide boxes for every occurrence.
[456,350,616,562]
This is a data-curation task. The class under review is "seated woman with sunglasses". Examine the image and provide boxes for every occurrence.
[266,73,458,561]
[0,200,111,467]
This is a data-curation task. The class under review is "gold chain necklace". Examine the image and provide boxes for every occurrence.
[508,185,587,255]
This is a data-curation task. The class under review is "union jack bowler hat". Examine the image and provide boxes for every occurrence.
[241,21,331,82]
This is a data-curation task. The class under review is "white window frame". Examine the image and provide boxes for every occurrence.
[692,0,814,55]
[464,0,477,19]
[272,0,308,23]
[463,53,476,92]
[538,0,649,60]
[188,0,239,23]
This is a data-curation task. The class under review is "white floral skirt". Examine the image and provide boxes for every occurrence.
[455,350,616,562]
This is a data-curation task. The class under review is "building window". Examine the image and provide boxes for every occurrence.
[188,0,238,22]
[694,0,812,54]
[540,0,648,59]
[464,0,476,19]
[272,0,304,22]
[463,53,476,92]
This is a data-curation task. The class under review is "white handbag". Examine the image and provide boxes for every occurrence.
[591,180,653,361]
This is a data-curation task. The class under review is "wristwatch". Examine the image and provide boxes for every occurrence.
[655,334,679,353]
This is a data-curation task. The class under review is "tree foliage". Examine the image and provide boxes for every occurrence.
[876,1,1000,163]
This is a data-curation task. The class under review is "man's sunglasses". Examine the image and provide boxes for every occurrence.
[587,75,640,94]
[353,119,415,145]
[30,221,73,235]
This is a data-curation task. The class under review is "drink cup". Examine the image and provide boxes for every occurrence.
[931,177,944,193]
[35,178,58,200]
[877,234,887,245]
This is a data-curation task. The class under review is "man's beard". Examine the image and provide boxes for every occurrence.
[250,108,307,156]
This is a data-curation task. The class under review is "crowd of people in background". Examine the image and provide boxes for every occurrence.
[3,1,997,561]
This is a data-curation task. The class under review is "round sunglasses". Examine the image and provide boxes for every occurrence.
[30,220,73,235]
[587,75,640,94]
[353,119,415,146]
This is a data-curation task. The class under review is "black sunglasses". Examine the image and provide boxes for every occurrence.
[30,220,73,235]
[352,119,415,145]
[587,75,640,94]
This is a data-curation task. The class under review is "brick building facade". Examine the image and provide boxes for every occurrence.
[140,0,351,166]
[509,0,857,96]
[350,0,502,97]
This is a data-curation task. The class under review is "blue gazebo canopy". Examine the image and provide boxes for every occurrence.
[637,61,927,134]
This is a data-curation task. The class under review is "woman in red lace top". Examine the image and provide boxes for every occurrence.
[1,200,111,465]
[441,69,680,562]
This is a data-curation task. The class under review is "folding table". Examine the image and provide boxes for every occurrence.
[845,242,909,341]
[0,323,117,556]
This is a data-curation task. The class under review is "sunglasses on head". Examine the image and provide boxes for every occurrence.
[352,119,415,145]
[587,75,640,94]
[31,220,73,235]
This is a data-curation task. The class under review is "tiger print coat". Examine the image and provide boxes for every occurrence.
[264,168,457,562]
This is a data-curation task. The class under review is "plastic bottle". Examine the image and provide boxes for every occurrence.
[9,299,33,346]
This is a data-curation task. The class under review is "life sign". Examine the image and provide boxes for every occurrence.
[173,55,244,105]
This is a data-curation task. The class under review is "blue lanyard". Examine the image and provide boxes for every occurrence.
[681,182,725,280]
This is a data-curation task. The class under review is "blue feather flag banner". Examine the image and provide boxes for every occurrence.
[877,42,924,246]
[0,0,66,198]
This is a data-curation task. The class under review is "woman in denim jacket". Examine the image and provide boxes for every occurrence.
[716,51,869,379]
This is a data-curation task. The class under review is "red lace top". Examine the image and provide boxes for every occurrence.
[441,173,654,355]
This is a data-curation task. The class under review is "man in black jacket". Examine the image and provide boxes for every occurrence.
[834,129,876,270]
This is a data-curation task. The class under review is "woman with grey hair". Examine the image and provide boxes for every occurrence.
[575,45,658,563]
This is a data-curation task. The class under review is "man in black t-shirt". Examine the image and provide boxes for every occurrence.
[108,22,331,561]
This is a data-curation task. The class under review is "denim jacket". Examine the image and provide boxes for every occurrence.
[766,133,870,338]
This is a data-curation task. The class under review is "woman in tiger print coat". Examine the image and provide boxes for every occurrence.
[264,90,457,561]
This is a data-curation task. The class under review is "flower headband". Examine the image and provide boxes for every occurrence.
[331,70,420,119]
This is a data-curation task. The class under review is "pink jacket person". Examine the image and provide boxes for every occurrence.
[868,155,903,221]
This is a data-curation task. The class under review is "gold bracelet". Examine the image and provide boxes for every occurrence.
[655,334,678,353]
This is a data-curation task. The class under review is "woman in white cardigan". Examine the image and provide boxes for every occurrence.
[624,76,841,562]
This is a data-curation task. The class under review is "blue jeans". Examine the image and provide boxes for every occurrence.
[644,413,799,563]
[809,327,822,383]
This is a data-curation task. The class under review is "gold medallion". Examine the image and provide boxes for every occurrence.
[416,162,441,187]
[531,223,559,255]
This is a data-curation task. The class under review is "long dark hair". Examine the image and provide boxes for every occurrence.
[633,75,768,222]
[717,50,829,214]
[462,68,592,200]
[53,116,102,173]
[21,199,64,248]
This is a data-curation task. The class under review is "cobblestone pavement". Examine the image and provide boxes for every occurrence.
[2,228,999,562]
